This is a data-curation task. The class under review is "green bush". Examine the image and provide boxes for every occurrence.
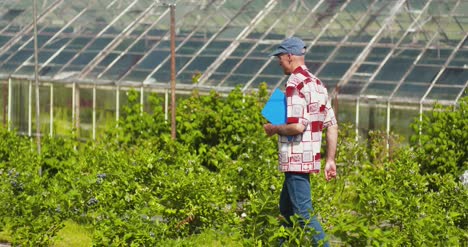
[411,97,468,176]
[0,88,467,246]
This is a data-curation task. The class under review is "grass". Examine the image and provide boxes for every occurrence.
[159,229,244,247]
[51,220,93,247]
[0,229,12,245]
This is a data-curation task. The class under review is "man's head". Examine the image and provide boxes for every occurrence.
[270,37,307,75]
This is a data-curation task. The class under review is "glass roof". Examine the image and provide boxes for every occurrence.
[0,0,467,105]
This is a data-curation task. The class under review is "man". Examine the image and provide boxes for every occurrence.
[264,37,338,246]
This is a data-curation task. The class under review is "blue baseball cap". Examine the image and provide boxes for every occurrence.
[269,37,306,56]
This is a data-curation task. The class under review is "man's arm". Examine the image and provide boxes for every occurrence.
[325,124,338,181]
[263,123,305,137]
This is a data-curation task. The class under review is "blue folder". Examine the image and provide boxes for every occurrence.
[261,88,286,125]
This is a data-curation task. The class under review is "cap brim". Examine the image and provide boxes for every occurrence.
[269,49,283,57]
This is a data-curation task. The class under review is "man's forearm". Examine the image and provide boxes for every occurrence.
[274,123,305,136]
[326,124,338,160]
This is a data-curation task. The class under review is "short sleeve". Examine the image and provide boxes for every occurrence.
[323,99,337,128]
[285,84,310,127]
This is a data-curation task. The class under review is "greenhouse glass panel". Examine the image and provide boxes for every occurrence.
[0,35,12,46]
[152,55,191,81]
[363,82,397,97]
[37,34,54,48]
[307,45,335,61]
[39,66,61,77]
[426,86,463,101]
[339,80,365,95]
[49,84,70,135]
[374,58,414,82]
[390,103,420,143]
[97,53,120,67]
[231,42,254,57]
[152,69,170,84]
[304,61,322,74]
[365,47,391,63]
[15,65,35,76]
[88,38,114,51]
[218,26,243,39]
[0,63,17,73]
[123,39,149,53]
[358,99,387,138]
[0,81,6,127]
[178,40,205,55]
[70,52,99,66]
[195,41,231,56]
[261,59,288,77]
[38,51,56,63]
[136,51,170,70]
[217,58,241,73]
[335,99,356,126]
[78,87,94,139]
[50,51,76,65]
[68,37,93,50]
[357,63,378,74]
[94,87,115,137]
[9,50,32,65]
[121,70,150,83]
[405,66,440,83]
[332,46,364,62]
[223,74,252,88]
[436,68,468,86]
[28,84,52,135]
[250,44,274,57]
[393,83,430,100]
[419,49,452,65]
[102,54,144,80]
[175,56,191,71]
[185,56,217,72]
[318,62,351,79]
[325,80,338,90]
[233,59,267,75]
[9,80,27,133]
[250,76,279,89]
[1,8,25,21]
[43,37,71,50]
[204,73,228,87]
[177,71,198,85]
[449,50,468,66]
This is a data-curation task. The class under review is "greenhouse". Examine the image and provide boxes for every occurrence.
[0,0,467,140]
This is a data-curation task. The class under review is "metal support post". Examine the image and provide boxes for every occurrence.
[8,78,12,131]
[28,81,32,136]
[355,97,360,142]
[116,85,120,122]
[170,4,176,140]
[72,82,76,130]
[50,84,53,136]
[386,101,391,152]
[140,86,144,115]
[165,89,168,122]
[33,0,41,156]
[93,85,96,140]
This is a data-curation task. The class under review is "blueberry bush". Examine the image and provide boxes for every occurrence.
[0,85,467,246]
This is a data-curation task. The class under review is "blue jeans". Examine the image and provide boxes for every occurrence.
[279,172,329,247]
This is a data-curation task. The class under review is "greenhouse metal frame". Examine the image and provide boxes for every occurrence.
[0,0,467,140]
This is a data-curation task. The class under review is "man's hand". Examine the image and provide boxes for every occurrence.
[324,160,336,181]
[263,123,277,137]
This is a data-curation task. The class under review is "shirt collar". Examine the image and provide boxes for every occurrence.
[292,64,308,75]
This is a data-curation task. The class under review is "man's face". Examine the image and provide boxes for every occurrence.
[277,53,292,75]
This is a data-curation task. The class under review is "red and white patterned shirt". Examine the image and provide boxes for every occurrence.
[278,65,337,173]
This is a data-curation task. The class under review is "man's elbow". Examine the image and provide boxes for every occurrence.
[288,123,305,135]
[327,124,338,135]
